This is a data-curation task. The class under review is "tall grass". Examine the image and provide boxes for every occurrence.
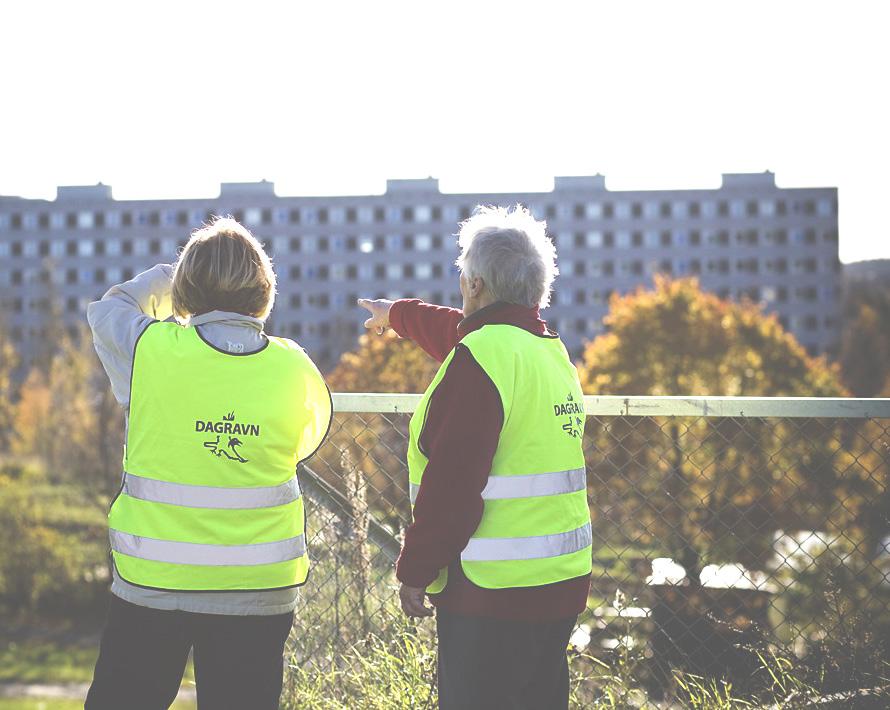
[283,622,437,710]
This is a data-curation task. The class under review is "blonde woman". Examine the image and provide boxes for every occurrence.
[85,218,331,710]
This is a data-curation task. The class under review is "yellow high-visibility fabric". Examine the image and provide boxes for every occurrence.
[108,322,331,591]
[407,324,591,592]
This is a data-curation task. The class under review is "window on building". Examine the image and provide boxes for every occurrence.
[602,203,614,219]
[660,231,672,247]
[708,259,729,274]
[659,202,671,218]
[711,231,729,246]
[585,203,602,219]
[432,264,443,278]
[689,202,701,218]
[717,201,729,217]
[632,232,643,247]
[736,258,759,274]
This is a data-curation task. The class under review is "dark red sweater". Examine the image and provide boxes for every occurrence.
[391,299,591,621]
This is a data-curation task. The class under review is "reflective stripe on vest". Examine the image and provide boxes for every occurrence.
[409,467,586,504]
[461,522,592,562]
[124,472,301,509]
[109,529,306,566]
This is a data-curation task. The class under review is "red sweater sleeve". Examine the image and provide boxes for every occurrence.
[389,299,463,363]
[395,345,503,588]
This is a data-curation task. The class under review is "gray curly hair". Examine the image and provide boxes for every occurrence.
[455,205,558,308]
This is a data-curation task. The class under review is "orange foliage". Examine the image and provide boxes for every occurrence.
[578,276,845,397]
[327,330,440,394]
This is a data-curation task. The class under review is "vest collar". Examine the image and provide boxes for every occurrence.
[457,301,551,340]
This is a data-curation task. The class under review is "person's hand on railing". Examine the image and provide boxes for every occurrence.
[358,298,394,336]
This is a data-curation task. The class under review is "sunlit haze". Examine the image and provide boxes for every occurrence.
[1,1,887,263]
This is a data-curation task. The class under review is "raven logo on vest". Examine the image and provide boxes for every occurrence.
[553,393,584,439]
[196,411,260,464]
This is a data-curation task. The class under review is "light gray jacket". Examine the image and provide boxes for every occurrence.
[87,264,300,615]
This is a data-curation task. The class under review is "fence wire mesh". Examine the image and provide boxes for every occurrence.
[290,397,890,693]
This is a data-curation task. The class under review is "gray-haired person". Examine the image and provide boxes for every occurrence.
[360,206,592,709]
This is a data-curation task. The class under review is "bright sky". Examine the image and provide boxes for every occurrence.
[1,1,887,263]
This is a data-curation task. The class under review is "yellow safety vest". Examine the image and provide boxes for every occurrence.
[407,324,592,592]
[108,322,332,591]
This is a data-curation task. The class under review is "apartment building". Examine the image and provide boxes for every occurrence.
[0,172,840,371]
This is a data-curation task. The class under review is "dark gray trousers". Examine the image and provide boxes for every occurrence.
[436,608,577,710]
[85,595,293,710]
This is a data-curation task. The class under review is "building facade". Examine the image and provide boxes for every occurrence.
[0,172,840,371]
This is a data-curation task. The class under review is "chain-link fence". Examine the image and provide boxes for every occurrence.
[290,394,890,694]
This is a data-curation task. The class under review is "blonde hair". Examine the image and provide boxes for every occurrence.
[172,217,276,321]
[456,205,558,308]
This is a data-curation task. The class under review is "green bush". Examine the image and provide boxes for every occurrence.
[0,464,108,617]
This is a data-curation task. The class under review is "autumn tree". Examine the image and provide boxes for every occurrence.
[840,281,890,397]
[12,326,124,503]
[0,317,19,453]
[327,329,440,394]
[576,277,865,588]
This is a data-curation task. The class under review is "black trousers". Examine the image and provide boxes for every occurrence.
[85,595,294,710]
[436,608,577,710]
